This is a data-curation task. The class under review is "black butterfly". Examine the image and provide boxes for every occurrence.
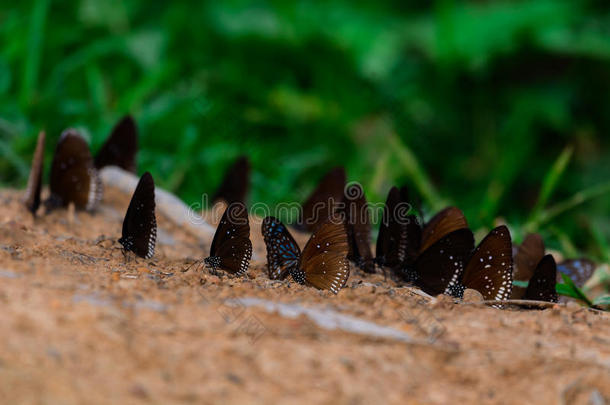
[375,186,420,270]
[512,233,545,299]
[212,156,250,205]
[204,203,252,275]
[94,115,138,173]
[46,129,103,211]
[419,206,469,254]
[343,183,375,273]
[557,259,596,288]
[24,131,45,215]
[524,254,558,303]
[118,172,157,259]
[262,216,350,294]
[295,167,346,232]
[415,226,513,302]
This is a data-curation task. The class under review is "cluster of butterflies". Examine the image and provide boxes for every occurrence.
[23,118,596,304]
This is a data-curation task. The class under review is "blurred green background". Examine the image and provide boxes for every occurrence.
[1,0,610,260]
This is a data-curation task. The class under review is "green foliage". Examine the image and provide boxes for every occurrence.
[556,273,593,307]
[2,0,610,260]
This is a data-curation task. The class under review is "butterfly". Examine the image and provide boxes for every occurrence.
[24,131,45,215]
[204,203,252,275]
[523,254,558,303]
[262,215,350,294]
[419,206,469,254]
[556,259,596,288]
[212,156,250,205]
[118,172,157,259]
[46,129,103,211]
[94,115,138,173]
[511,233,545,299]
[414,226,513,302]
[295,167,346,232]
[343,183,375,273]
[375,186,420,271]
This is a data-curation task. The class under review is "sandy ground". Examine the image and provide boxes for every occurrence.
[0,182,609,405]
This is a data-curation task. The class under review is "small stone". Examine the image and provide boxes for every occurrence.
[463,288,484,303]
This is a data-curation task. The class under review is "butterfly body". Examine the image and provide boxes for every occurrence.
[262,216,350,294]
[205,203,252,275]
[119,172,157,258]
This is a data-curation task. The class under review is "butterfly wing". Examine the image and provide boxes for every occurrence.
[343,183,375,273]
[461,226,513,301]
[512,233,545,299]
[524,254,558,303]
[414,228,475,296]
[94,115,138,173]
[296,167,346,232]
[48,129,102,211]
[212,156,250,205]
[297,217,350,294]
[210,203,252,274]
[261,216,301,279]
[375,187,418,269]
[119,172,157,258]
[24,131,45,215]
[420,207,469,254]
[557,259,596,288]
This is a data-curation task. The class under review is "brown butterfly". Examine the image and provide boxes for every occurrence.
[262,215,350,294]
[94,115,138,173]
[212,156,250,205]
[295,167,346,232]
[524,254,558,303]
[24,131,45,215]
[119,172,157,259]
[46,129,103,211]
[375,186,420,271]
[420,206,469,254]
[511,233,545,299]
[415,226,513,302]
[343,183,375,273]
[204,203,252,275]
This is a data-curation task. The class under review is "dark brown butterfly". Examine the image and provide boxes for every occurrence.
[94,115,138,173]
[118,172,157,258]
[524,254,558,303]
[557,259,596,288]
[46,129,103,211]
[295,167,346,232]
[212,156,250,205]
[375,186,420,270]
[512,233,545,299]
[204,203,252,275]
[420,206,469,254]
[453,226,513,301]
[24,131,45,215]
[262,216,350,294]
[415,226,513,302]
[343,183,375,273]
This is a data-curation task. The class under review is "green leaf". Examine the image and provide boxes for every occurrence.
[592,295,610,307]
[512,280,529,288]
[557,273,593,307]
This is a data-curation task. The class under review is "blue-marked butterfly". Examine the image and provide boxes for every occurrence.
[119,172,157,259]
[262,216,350,294]
[95,115,138,173]
[205,203,252,275]
[557,259,596,288]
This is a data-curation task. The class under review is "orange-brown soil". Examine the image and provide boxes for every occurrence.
[0,182,609,405]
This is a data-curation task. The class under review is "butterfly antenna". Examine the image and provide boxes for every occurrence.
[182,259,201,273]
